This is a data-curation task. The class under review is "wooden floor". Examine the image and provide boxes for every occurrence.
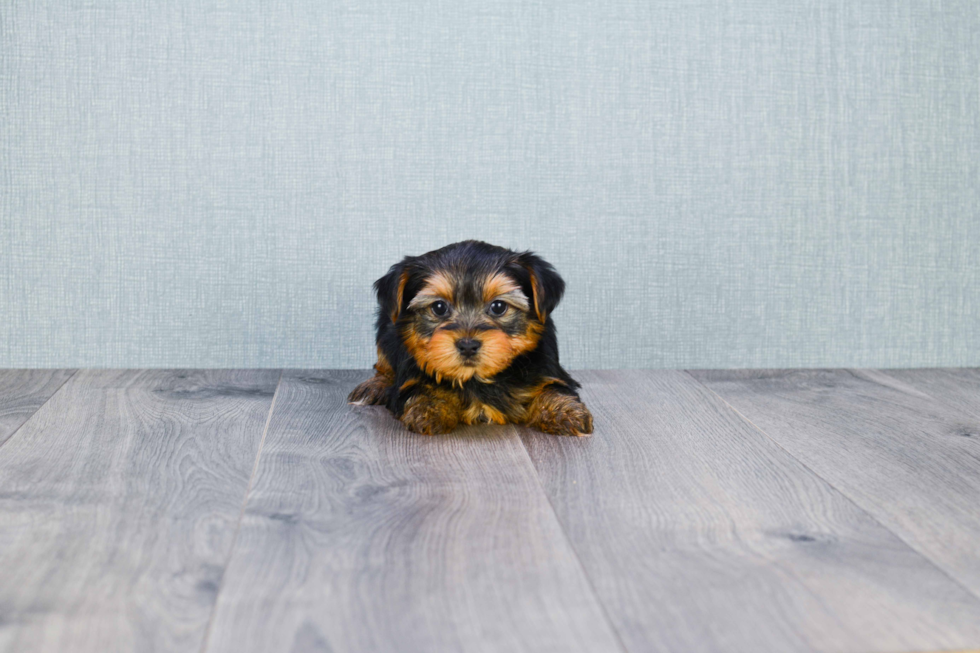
[1,370,979,653]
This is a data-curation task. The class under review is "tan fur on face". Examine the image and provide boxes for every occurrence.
[482,272,519,303]
[422,329,478,386]
[469,329,514,379]
[407,270,455,310]
[404,327,484,386]
[402,268,546,385]
[483,273,530,311]
[508,320,544,359]
[402,327,447,382]
[406,322,545,385]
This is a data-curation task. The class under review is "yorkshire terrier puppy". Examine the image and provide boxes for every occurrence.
[348,240,593,436]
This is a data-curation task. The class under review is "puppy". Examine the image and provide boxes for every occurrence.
[348,240,593,436]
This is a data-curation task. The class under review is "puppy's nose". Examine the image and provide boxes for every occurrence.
[456,338,482,357]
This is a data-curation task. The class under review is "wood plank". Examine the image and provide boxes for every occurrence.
[0,370,75,446]
[203,370,623,653]
[0,369,280,653]
[877,368,980,422]
[522,370,980,653]
[691,368,980,601]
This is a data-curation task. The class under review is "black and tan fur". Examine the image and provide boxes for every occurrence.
[348,240,593,436]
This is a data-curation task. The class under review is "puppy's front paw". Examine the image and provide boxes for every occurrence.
[400,394,459,435]
[348,374,391,406]
[527,391,594,437]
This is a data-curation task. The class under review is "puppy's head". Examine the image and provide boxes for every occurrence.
[375,241,565,385]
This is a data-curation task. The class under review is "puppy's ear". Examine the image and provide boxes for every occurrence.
[374,259,414,324]
[513,251,565,323]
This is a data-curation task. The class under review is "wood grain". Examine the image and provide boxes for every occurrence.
[877,368,980,421]
[0,369,280,653]
[523,370,980,653]
[203,370,623,653]
[0,370,75,447]
[691,368,980,601]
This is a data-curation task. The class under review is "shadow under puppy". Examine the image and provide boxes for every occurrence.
[348,240,593,436]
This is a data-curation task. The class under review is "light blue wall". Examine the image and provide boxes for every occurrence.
[2,1,978,369]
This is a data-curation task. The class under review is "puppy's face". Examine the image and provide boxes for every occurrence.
[402,268,543,384]
[375,242,565,386]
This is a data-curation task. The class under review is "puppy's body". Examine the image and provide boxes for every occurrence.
[349,240,592,436]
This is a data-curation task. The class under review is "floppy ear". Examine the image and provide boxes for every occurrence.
[373,259,413,324]
[513,251,565,324]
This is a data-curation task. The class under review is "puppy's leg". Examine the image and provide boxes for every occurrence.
[400,384,463,435]
[526,385,594,437]
[348,350,395,405]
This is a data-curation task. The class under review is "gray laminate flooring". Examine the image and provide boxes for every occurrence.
[0,368,978,653]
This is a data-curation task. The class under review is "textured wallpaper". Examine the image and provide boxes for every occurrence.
[1,1,978,369]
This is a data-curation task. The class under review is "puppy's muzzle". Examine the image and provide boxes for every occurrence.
[455,337,482,359]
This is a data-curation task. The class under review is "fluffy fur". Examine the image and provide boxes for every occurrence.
[348,240,593,436]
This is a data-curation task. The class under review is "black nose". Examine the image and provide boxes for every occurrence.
[456,338,482,357]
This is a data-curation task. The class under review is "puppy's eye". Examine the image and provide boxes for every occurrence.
[431,301,449,317]
[489,300,508,317]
